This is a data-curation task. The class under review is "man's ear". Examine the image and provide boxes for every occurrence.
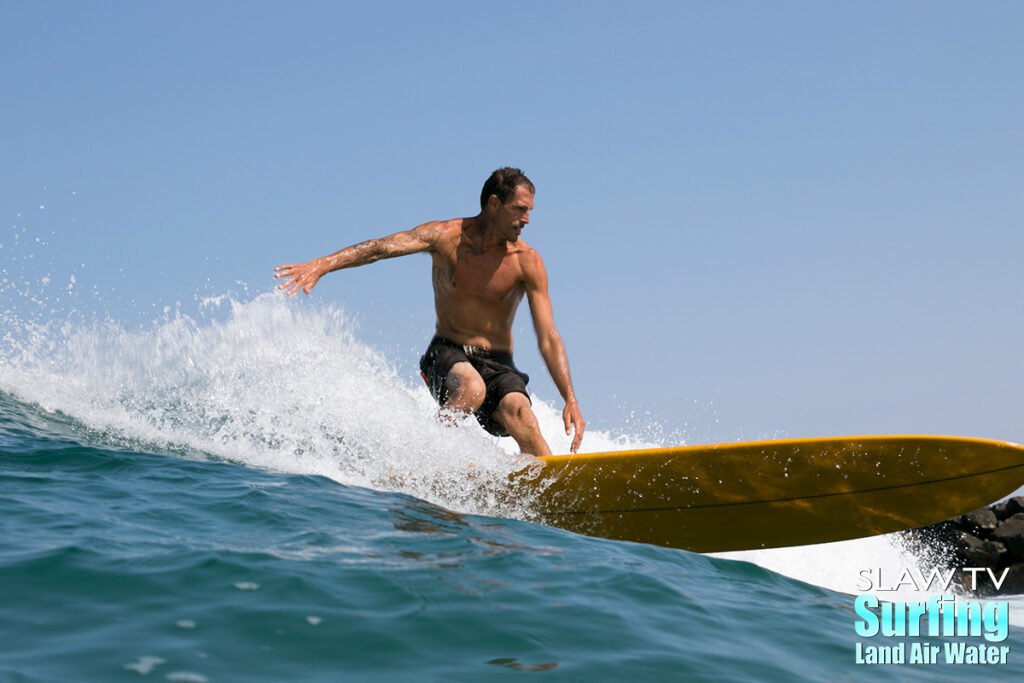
[485,194,501,212]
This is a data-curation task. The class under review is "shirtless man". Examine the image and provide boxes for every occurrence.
[274,167,585,457]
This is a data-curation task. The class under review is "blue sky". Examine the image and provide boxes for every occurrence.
[3,1,1022,444]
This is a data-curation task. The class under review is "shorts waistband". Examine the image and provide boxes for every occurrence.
[430,336,511,361]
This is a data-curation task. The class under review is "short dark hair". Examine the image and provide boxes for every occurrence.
[480,167,535,209]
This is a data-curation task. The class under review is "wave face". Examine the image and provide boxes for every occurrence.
[2,295,1023,680]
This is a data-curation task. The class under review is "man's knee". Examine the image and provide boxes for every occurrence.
[445,362,486,410]
[494,392,536,429]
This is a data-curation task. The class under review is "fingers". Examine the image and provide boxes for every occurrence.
[274,265,296,294]
[273,264,315,296]
[564,405,585,453]
[276,273,301,296]
[570,420,585,453]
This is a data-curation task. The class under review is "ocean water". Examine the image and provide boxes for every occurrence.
[2,295,1023,682]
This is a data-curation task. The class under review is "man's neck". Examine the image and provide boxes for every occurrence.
[468,214,507,248]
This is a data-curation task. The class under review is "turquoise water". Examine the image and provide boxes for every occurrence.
[2,296,1023,681]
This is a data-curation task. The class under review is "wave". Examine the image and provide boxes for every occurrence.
[3,290,1012,608]
[0,293,655,519]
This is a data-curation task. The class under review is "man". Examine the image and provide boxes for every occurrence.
[274,167,585,457]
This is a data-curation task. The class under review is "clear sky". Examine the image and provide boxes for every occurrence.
[3,1,1022,445]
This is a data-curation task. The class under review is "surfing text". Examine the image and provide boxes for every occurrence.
[852,594,1010,666]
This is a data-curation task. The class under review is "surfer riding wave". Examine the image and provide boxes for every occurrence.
[275,167,585,457]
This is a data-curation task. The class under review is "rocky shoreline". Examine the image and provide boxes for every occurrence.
[900,496,1024,595]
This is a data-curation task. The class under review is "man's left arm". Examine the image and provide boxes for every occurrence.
[524,252,586,453]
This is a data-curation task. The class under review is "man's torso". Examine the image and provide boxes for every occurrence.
[428,218,532,352]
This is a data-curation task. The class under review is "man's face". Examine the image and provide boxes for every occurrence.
[496,185,534,242]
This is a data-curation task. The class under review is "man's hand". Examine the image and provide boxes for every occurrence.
[275,259,325,296]
[563,400,585,453]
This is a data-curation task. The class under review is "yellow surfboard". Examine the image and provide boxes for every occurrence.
[524,435,1024,553]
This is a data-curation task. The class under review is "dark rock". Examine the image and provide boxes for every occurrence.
[950,531,1007,568]
[899,502,1024,596]
[991,513,1024,559]
[993,497,1024,521]
[959,509,999,537]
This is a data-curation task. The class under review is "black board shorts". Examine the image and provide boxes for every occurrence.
[419,336,530,437]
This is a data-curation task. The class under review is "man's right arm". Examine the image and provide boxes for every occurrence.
[275,221,446,296]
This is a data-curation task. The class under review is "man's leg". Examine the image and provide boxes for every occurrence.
[443,362,486,413]
[493,392,553,458]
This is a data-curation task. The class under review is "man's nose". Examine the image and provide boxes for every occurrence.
[522,211,530,224]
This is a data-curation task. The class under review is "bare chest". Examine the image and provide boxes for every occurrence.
[432,242,524,303]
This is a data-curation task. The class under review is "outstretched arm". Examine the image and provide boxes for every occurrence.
[275,222,444,296]
[524,253,586,453]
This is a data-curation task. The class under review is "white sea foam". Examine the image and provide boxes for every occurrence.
[715,533,1024,621]
[124,656,165,675]
[0,292,652,523]
[713,534,924,598]
[165,672,209,683]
